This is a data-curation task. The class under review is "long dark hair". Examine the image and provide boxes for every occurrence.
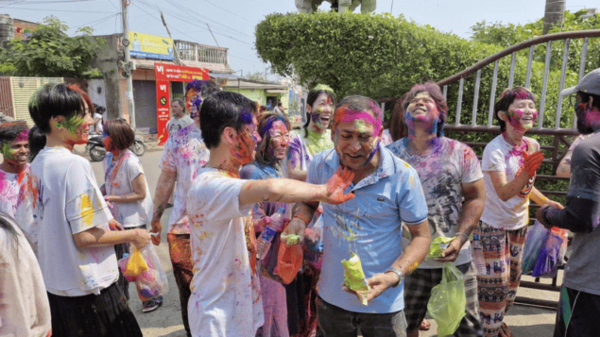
[28,126,46,162]
[303,84,336,137]
[255,113,291,167]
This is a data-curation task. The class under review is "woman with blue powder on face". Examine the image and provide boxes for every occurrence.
[240,112,292,337]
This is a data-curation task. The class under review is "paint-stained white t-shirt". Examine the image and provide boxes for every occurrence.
[481,135,539,230]
[31,147,118,296]
[103,150,153,227]
[187,168,263,337]
[0,165,37,253]
[159,123,209,234]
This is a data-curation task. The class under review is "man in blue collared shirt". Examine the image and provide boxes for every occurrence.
[283,95,431,337]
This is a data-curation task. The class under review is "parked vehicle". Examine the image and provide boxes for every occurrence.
[86,133,147,162]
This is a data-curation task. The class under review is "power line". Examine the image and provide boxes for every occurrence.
[70,13,120,31]
[133,0,252,46]
[128,2,263,66]
[198,0,253,23]
[6,6,117,13]
[161,0,252,39]
[3,0,96,4]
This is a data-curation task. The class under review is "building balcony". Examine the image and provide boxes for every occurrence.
[174,40,232,73]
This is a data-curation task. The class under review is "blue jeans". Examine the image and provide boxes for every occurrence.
[316,296,407,337]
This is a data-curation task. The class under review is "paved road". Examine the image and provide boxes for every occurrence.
[88,144,559,337]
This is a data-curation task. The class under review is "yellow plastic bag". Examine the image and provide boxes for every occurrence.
[124,247,148,278]
[341,251,370,306]
[427,263,466,336]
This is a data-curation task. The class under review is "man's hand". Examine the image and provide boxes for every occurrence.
[108,219,123,231]
[544,199,564,210]
[536,205,553,229]
[319,167,355,204]
[150,219,162,245]
[435,236,465,262]
[522,151,544,178]
[342,272,398,303]
[130,228,151,250]
[281,218,307,246]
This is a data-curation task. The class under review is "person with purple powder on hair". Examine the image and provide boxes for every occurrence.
[388,82,485,337]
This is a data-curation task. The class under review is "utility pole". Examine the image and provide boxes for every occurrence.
[160,9,182,65]
[121,0,136,129]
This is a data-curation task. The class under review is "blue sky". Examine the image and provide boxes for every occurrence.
[3,0,597,80]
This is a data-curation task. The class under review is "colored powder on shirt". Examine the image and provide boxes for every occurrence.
[80,194,94,227]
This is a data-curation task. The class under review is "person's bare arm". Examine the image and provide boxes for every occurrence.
[437,178,485,262]
[488,150,544,202]
[344,220,431,302]
[487,170,530,202]
[286,137,308,181]
[149,170,176,245]
[105,174,147,203]
[556,150,574,178]
[529,186,564,209]
[239,167,354,207]
[281,201,320,244]
[73,227,151,250]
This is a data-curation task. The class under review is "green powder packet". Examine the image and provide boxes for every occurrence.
[428,236,456,259]
[341,252,370,306]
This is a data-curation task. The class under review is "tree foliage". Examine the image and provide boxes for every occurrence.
[255,11,579,128]
[0,16,105,79]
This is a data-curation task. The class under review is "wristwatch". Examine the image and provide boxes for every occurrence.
[385,267,404,287]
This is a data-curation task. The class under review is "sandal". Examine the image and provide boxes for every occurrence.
[499,322,513,337]
[419,319,431,331]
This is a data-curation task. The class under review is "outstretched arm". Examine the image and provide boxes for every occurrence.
[239,167,355,206]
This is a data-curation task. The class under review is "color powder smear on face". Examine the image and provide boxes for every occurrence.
[56,113,85,136]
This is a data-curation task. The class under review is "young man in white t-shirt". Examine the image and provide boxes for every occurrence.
[186,91,356,336]
[28,83,151,337]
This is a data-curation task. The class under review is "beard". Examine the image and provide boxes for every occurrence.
[575,103,600,135]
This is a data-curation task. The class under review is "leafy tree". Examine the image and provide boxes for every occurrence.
[254,11,578,127]
[0,16,105,78]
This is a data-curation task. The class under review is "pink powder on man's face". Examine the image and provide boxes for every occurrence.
[335,107,381,135]
[15,130,29,142]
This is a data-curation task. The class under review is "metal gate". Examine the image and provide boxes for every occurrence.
[133,80,157,130]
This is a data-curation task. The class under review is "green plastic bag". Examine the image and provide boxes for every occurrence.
[428,236,456,259]
[427,263,466,337]
[341,251,370,306]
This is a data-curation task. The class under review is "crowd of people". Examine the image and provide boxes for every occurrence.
[1,68,600,337]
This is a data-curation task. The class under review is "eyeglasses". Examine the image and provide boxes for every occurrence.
[568,94,581,109]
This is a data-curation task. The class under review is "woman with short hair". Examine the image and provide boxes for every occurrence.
[102,119,161,313]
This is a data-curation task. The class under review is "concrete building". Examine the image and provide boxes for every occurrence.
[92,32,234,133]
